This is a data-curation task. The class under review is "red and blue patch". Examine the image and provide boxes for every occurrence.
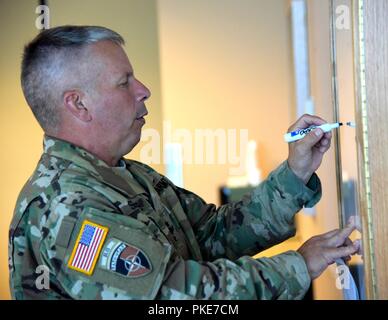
[100,238,152,278]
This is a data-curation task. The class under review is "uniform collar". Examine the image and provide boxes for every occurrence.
[43,134,114,170]
[43,135,145,195]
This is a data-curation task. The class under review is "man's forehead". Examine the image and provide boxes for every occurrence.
[88,40,133,76]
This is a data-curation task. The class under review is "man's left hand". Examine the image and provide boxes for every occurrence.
[287,114,332,184]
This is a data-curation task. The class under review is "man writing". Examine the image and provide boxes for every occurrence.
[9,25,359,300]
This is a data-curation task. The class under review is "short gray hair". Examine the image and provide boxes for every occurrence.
[21,25,125,133]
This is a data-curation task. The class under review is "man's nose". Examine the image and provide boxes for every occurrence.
[135,79,151,102]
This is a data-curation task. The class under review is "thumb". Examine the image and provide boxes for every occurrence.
[299,128,323,150]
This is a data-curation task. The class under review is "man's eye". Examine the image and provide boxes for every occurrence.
[120,81,128,86]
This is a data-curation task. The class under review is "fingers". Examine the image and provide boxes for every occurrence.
[324,131,332,141]
[286,114,333,181]
[328,243,359,262]
[344,237,353,247]
[299,224,361,279]
[325,226,360,263]
[294,126,331,154]
[303,127,332,153]
[342,238,353,262]
[353,239,363,255]
[287,114,333,153]
[315,134,332,153]
[348,215,362,232]
[316,140,331,154]
[296,128,325,152]
[315,130,332,145]
[288,114,327,132]
[327,221,356,247]
[343,255,352,262]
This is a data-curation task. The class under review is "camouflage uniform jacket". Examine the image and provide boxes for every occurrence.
[9,135,321,300]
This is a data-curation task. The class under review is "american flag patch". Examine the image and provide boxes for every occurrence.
[67,220,109,275]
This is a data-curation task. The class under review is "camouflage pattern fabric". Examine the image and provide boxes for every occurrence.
[9,135,321,300]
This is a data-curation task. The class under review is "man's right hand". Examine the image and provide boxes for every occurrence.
[297,220,361,280]
[287,114,332,184]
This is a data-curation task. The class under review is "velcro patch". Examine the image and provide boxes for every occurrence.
[67,220,108,276]
[99,238,152,278]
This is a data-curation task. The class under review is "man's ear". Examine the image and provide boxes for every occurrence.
[63,90,92,122]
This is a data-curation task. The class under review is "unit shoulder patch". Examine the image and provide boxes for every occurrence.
[62,210,173,299]
[99,238,152,278]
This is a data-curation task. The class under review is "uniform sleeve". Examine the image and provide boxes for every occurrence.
[173,161,321,260]
[159,250,311,300]
[40,197,310,300]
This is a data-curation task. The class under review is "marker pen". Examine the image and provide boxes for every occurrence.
[284,122,343,143]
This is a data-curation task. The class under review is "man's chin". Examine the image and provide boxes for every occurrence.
[123,135,141,156]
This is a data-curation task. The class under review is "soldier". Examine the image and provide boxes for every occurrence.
[9,25,360,300]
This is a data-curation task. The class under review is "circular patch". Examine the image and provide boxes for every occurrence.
[101,238,152,278]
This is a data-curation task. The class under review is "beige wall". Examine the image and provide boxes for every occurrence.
[157,0,293,205]
[0,0,43,300]
[0,0,163,299]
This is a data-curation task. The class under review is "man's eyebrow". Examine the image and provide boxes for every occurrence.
[117,71,133,81]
